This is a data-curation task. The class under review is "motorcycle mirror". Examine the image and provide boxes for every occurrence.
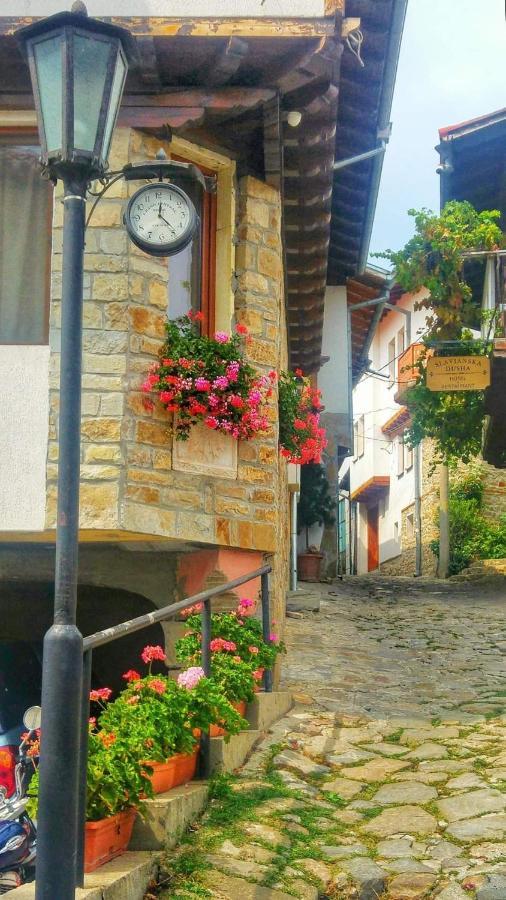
[23,706,42,731]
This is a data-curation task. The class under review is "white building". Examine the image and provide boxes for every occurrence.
[346,287,434,575]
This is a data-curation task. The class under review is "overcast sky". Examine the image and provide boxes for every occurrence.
[370,0,506,263]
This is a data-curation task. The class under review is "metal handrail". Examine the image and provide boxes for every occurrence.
[83,564,272,651]
[76,564,272,886]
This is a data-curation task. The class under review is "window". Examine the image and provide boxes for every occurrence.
[388,337,396,387]
[394,521,399,543]
[397,327,405,357]
[406,512,415,541]
[356,415,365,458]
[353,420,359,461]
[397,434,404,476]
[0,139,52,343]
[167,162,217,335]
[404,438,413,471]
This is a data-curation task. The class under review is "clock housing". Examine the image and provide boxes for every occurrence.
[124,182,198,257]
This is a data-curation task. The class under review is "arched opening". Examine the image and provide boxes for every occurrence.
[0,581,167,699]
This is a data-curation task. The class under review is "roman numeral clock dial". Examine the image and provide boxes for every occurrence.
[124,183,198,257]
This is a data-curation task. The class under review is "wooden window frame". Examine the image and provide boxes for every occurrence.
[173,153,217,338]
[0,129,52,346]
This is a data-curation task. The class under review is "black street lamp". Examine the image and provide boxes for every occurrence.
[16,5,133,897]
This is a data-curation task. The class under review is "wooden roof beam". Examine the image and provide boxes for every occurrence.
[0,16,339,39]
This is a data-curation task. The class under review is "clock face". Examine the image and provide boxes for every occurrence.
[124,183,198,257]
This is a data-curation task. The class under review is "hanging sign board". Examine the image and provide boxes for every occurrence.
[427,356,491,391]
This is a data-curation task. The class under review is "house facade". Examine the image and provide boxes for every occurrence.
[0,1,406,673]
[346,287,441,575]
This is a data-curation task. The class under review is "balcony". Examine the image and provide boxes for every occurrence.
[394,343,426,403]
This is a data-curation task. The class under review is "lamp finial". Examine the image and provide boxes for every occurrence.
[71,1,88,15]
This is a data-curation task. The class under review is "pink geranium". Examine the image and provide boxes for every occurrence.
[210,638,237,653]
[122,669,141,683]
[177,667,205,689]
[89,688,112,703]
[141,645,166,664]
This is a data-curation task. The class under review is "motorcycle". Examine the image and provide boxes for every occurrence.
[0,706,41,894]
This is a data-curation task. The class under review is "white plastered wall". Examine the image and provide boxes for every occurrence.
[0,346,50,531]
[319,285,350,421]
[2,1,328,17]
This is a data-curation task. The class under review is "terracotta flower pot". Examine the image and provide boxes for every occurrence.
[84,808,137,873]
[142,749,199,794]
[210,700,247,737]
[254,668,265,693]
[297,552,323,582]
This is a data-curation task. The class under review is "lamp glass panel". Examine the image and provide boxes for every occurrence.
[33,34,63,154]
[73,33,110,153]
[102,49,126,162]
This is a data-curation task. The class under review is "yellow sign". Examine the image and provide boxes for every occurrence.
[427,356,491,391]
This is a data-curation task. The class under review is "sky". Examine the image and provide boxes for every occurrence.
[370,0,506,262]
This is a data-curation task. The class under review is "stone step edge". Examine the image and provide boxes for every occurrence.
[12,851,157,900]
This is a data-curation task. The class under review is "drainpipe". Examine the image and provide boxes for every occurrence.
[290,489,298,591]
[333,141,388,172]
[414,443,422,576]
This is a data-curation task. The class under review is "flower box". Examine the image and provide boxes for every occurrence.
[84,808,137,873]
[142,749,199,795]
[210,700,247,737]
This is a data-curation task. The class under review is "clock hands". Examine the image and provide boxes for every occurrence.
[158,204,176,235]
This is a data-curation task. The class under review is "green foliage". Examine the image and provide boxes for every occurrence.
[376,201,504,463]
[176,607,285,703]
[430,468,506,574]
[377,202,503,340]
[278,370,302,455]
[297,462,335,534]
[27,727,150,822]
[404,340,489,465]
[99,674,246,762]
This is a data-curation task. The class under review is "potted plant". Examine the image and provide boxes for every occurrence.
[297,463,335,581]
[98,646,246,793]
[27,719,148,872]
[278,369,327,464]
[176,599,285,733]
[141,313,274,442]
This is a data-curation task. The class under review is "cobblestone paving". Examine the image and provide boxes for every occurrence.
[161,576,506,900]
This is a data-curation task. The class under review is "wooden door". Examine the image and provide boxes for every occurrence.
[367,505,379,572]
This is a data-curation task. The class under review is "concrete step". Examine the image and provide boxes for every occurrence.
[12,851,157,900]
[131,782,209,851]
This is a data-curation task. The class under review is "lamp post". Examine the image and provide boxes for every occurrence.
[16,5,132,897]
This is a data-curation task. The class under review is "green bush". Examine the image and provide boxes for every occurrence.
[431,492,506,575]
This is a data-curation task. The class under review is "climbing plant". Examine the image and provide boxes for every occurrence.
[376,201,504,463]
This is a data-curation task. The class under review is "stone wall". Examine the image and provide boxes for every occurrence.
[482,462,506,521]
[380,439,439,577]
[45,128,290,630]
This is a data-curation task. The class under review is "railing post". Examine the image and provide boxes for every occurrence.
[76,649,92,887]
[261,572,273,692]
[199,599,212,777]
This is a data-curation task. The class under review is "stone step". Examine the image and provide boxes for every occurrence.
[131,782,209,851]
[12,851,157,900]
[132,691,293,851]
[13,692,293,897]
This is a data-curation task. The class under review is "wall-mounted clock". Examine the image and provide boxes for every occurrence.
[124,182,198,257]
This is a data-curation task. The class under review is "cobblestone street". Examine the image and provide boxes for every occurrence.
[163,576,506,900]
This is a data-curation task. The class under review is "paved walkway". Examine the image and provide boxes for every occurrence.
[162,576,506,900]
